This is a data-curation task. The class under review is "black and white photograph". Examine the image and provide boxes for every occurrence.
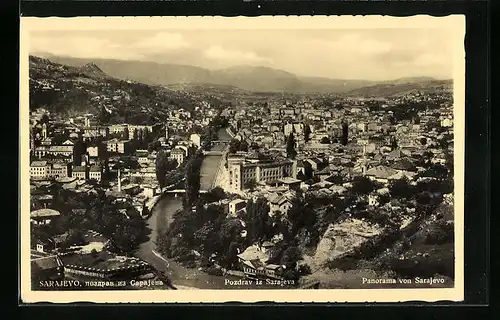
[20,16,465,303]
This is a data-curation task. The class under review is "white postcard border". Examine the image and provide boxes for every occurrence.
[20,15,465,303]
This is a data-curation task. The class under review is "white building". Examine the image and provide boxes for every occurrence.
[30,161,51,180]
[190,133,201,148]
[105,139,131,154]
[228,199,247,216]
[170,148,185,167]
[89,165,102,182]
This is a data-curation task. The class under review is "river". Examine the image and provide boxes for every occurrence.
[217,127,232,141]
[135,128,245,289]
[199,155,221,191]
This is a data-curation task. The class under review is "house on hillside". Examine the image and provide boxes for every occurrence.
[237,245,283,279]
[268,193,294,217]
[30,208,61,225]
[365,165,398,184]
[228,199,247,217]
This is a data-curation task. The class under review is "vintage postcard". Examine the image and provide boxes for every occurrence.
[20,16,465,303]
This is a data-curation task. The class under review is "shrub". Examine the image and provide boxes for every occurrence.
[206,267,224,276]
[326,257,358,271]
[424,221,454,245]
[298,264,312,276]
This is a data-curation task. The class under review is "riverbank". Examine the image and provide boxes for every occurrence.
[135,127,251,290]
[136,194,242,289]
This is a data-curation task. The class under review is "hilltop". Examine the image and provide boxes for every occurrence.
[29,55,214,122]
[32,54,450,95]
[345,78,453,98]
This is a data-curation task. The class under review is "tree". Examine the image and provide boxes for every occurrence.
[320,136,331,144]
[41,114,50,125]
[389,177,414,199]
[304,124,312,142]
[341,120,349,145]
[351,176,375,195]
[203,187,226,203]
[378,193,390,206]
[287,195,316,238]
[420,137,427,146]
[281,246,302,270]
[98,106,111,124]
[225,242,240,270]
[303,162,314,180]
[286,132,297,159]
[390,137,398,150]
[123,126,130,140]
[243,179,257,191]
[148,140,161,153]
[138,129,144,146]
[229,139,249,154]
[155,151,168,189]
[243,198,271,244]
[72,139,86,166]
[184,154,203,207]
[298,264,312,276]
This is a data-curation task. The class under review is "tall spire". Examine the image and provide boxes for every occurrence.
[42,123,47,140]
[117,168,121,193]
[362,143,367,175]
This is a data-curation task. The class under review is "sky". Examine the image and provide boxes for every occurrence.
[29,28,455,81]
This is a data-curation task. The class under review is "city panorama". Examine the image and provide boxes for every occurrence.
[25,25,456,291]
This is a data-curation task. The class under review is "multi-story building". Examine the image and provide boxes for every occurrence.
[50,162,70,179]
[170,148,185,167]
[82,126,109,139]
[135,149,150,165]
[33,140,75,161]
[72,166,88,180]
[105,139,132,154]
[228,155,297,192]
[30,160,72,180]
[108,124,128,136]
[283,123,294,137]
[30,161,51,180]
[88,165,102,182]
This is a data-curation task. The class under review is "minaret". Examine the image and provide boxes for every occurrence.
[165,126,169,140]
[117,168,121,193]
[362,144,367,176]
[42,123,47,140]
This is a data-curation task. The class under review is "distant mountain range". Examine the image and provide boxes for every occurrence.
[32,53,452,96]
